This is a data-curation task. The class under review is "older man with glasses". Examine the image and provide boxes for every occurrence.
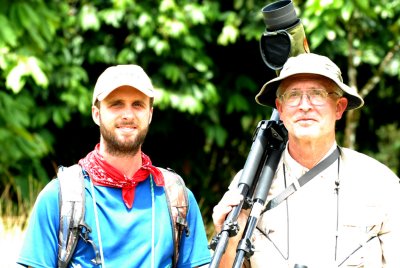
[212,53,400,268]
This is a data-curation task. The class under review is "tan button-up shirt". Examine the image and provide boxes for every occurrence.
[231,144,400,268]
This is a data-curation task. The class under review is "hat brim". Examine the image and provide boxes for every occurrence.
[255,72,364,110]
[96,84,154,102]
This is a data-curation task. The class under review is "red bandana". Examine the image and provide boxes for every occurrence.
[79,144,164,209]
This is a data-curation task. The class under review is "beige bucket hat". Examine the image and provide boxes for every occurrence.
[92,64,154,105]
[255,53,364,110]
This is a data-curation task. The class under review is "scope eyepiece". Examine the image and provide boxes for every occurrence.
[262,0,299,31]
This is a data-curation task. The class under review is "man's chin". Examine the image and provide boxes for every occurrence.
[293,129,319,140]
[107,144,140,156]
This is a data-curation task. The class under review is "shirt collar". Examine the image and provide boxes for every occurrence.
[283,142,338,178]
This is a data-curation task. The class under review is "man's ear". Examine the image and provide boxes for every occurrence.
[92,105,100,126]
[336,97,348,120]
[148,107,153,125]
[275,98,283,114]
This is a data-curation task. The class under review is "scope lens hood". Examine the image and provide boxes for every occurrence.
[260,31,291,70]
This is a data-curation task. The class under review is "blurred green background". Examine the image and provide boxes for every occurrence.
[1,0,400,265]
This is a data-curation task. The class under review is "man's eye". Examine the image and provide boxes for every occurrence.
[311,90,320,96]
[288,91,301,98]
[311,90,325,97]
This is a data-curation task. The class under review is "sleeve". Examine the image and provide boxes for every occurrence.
[378,170,400,266]
[177,188,211,268]
[16,179,60,268]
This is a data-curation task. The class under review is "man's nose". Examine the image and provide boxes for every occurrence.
[298,93,313,108]
[122,107,135,119]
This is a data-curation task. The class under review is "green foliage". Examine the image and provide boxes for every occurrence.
[372,123,400,174]
[301,0,400,62]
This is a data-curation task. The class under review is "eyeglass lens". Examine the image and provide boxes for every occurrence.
[281,89,334,106]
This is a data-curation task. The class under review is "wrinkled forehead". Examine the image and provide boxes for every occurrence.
[279,74,337,92]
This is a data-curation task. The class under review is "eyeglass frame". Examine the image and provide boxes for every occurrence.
[277,87,343,107]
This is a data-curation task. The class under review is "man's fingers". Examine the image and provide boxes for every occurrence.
[212,190,244,231]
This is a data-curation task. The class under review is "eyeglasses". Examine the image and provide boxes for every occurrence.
[279,89,341,107]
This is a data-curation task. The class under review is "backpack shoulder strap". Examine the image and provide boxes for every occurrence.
[57,164,85,268]
[159,167,190,268]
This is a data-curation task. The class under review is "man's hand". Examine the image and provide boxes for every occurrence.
[212,189,244,233]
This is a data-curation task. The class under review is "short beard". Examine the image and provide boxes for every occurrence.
[99,120,149,157]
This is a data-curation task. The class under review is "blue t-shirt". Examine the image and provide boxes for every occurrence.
[17,174,211,268]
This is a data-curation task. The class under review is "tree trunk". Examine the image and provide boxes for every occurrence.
[344,109,360,149]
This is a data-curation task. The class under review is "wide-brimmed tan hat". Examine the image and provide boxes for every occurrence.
[92,64,154,105]
[255,53,364,110]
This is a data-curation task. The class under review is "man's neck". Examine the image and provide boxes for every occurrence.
[99,146,143,178]
[287,137,335,169]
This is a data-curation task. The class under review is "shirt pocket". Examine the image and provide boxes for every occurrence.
[338,206,383,267]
